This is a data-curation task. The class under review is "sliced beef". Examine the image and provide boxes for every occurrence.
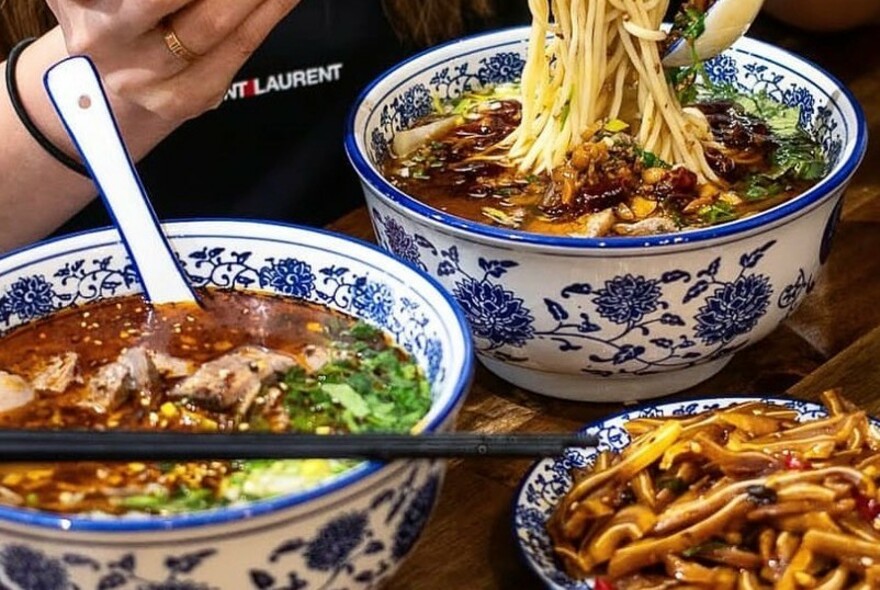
[614,217,679,236]
[31,352,79,394]
[302,345,332,373]
[0,371,34,413]
[83,347,159,413]
[169,346,295,414]
[147,351,196,379]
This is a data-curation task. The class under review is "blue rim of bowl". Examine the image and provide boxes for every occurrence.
[345,26,869,250]
[0,218,475,532]
[509,395,819,588]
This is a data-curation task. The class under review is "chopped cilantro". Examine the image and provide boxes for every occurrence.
[635,147,670,169]
[680,7,707,42]
[697,84,828,184]
[742,175,783,201]
[772,136,827,181]
[282,325,431,434]
[668,66,700,105]
[698,201,737,225]
[348,320,382,340]
[666,4,712,103]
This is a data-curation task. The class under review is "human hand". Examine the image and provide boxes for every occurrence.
[46,0,301,122]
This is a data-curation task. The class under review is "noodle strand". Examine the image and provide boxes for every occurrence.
[506,0,718,181]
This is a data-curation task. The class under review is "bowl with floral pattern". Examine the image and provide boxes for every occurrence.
[512,396,830,588]
[0,219,473,590]
[345,27,867,402]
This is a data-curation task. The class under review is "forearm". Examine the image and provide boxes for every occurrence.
[0,28,178,252]
[0,0,302,252]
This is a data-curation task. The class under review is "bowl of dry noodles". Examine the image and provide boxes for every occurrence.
[345,0,867,402]
[514,390,880,589]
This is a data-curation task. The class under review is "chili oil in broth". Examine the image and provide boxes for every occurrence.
[0,290,428,515]
[381,94,825,237]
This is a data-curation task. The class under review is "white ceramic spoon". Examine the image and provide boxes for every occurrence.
[663,0,765,68]
[44,56,198,305]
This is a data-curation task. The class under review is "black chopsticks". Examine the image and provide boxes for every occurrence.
[0,430,600,462]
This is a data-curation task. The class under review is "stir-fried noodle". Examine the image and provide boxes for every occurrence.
[549,390,880,589]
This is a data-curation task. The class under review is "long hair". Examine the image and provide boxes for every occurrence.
[1,0,496,58]
[382,0,495,47]
[0,0,53,57]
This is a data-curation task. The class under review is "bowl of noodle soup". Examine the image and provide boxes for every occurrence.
[346,11,866,401]
[0,220,474,589]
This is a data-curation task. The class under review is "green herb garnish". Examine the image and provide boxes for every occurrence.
[282,324,431,434]
[772,136,827,181]
[635,146,670,169]
[698,85,828,183]
[698,201,737,224]
[680,6,707,42]
[121,486,215,513]
[740,174,783,201]
[666,3,712,104]
[668,66,700,106]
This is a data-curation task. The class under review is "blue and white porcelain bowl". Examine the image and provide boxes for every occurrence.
[345,27,868,402]
[0,220,473,590]
[513,396,832,589]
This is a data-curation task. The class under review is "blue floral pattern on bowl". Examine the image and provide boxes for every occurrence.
[0,220,473,589]
[374,206,791,378]
[0,461,442,590]
[0,244,446,388]
[513,397,834,589]
[350,27,863,400]
[705,57,840,162]
[368,44,842,171]
[371,51,525,162]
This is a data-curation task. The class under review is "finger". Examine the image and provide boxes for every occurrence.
[141,0,301,120]
[191,0,302,79]
[47,0,197,50]
[116,0,251,77]
[137,0,199,27]
[98,31,192,98]
[166,0,273,57]
[121,0,262,83]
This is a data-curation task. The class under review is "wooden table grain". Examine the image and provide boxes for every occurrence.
[328,15,880,590]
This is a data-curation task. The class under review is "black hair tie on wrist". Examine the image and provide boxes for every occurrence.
[6,37,89,177]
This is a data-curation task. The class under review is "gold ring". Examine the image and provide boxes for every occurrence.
[162,25,200,63]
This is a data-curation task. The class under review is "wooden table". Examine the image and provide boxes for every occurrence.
[328,16,880,589]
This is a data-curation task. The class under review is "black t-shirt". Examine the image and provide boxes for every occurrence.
[56,0,531,235]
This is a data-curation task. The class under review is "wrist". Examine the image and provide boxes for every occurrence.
[14,28,180,164]
[12,30,82,167]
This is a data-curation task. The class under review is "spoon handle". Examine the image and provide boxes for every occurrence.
[43,56,198,305]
